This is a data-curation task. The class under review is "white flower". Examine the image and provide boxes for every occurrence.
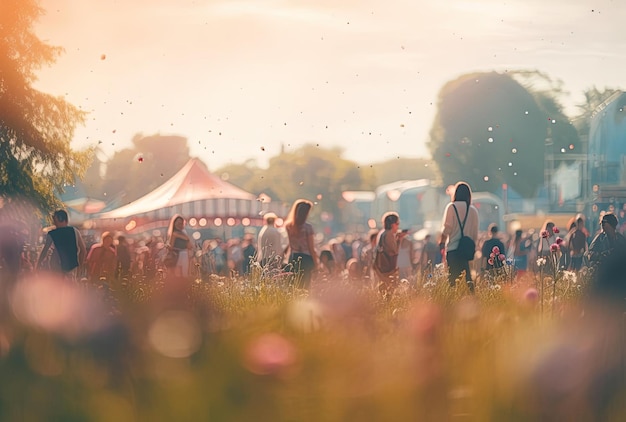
[562,270,577,285]
[536,257,547,267]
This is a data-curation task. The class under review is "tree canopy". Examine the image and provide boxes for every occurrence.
[208,145,436,231]
[89,134,192,205]
[428,71,580,198]
[0,0,91,212]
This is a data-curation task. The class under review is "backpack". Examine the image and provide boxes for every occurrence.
[373,231,397,274]
[452,204,476,261]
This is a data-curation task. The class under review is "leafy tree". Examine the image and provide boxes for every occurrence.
[215,144,376,230]
[0,0,91,212]
[370,157,441,186]
[99,134,191,204]
[572,86,621,138]
[428,71,580,198]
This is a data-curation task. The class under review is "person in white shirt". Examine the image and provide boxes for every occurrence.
[256,212,284,270]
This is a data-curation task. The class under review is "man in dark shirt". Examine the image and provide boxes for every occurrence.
[587,212,626,307]
[481,223,506,270]
[587,213,626,266]
[37,209,86,279]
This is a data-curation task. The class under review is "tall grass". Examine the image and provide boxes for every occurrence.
[0,266,623,421]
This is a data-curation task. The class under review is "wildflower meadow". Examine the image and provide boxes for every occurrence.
[1,257,624,422]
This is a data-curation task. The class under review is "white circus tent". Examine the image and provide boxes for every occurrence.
[92,158,283,233]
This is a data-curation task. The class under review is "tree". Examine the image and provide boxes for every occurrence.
[428,71,580,198]
[99,134,192,204]
[0,0,91,212]
[572,86,621,138]
[370,157,441,186]
[215,144,377,231]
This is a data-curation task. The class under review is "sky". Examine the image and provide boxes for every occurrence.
[34,0,626,171]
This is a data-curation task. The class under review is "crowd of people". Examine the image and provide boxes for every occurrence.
[2,183,625,302]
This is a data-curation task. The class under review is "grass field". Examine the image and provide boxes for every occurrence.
[0,264,624,421]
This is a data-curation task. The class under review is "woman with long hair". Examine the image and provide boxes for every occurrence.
[508,229,530,279]
[439,182,479,292]
[284,199,318,288]
[166,214,192,277]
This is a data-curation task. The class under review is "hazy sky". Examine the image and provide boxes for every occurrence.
[34,0,625,170]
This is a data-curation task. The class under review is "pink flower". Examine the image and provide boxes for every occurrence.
[556,237,564,245]
[490,252,496,259]
[550,243,559,252]
[498,254,506,262]
[492,246,500,254]
[524,288,539,303]
[552,227,560,234]
[541,230,549,238]
[488,258,494,266]
[244,333,298,376]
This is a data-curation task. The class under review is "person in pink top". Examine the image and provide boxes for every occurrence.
[284,199,318,288]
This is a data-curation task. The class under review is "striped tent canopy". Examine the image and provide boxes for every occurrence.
[92,158,280,233]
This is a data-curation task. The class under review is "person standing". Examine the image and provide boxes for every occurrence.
[284,199,318,289]
[587,213,626,267]
[439,182,479,292]
[37,209,87,280]
[166,214,192,278]
[85,231,117,282]
[241,235,256,275]
[360,230,379,283]
[256,212,283,270]
[116,235,132,279]
[508,229,530,278]
[538,220,559,273]
[397,229,414,280]
[481,224,506,271]
[566,219,588,271]
[374,212,406,299]
[420,234,440,274]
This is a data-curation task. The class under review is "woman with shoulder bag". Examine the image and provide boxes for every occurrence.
[439,182,479,292]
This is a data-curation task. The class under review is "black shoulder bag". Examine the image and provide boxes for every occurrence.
[452,204,476,261]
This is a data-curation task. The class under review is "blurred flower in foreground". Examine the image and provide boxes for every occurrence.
[11,273,112,341]
[148,310,202,358]
[244,333,298,377]
[286,298,323,333]
[408,301,442,343]
[455,296,480,321]
[524,287,539,303]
